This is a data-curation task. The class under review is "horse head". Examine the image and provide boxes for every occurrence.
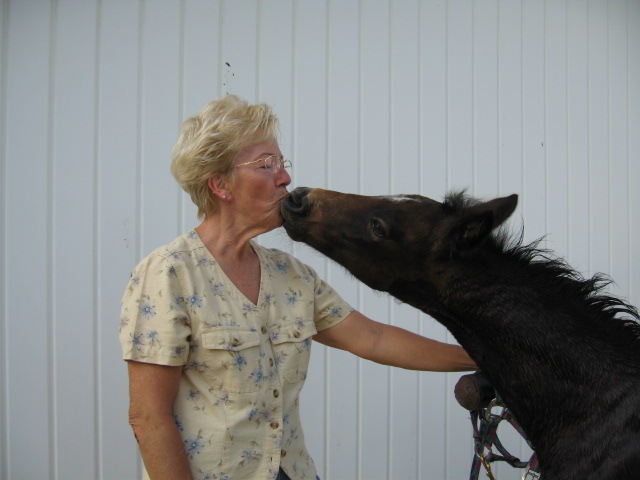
[281,187,518,293]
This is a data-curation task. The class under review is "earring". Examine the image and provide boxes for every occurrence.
[221,195,226,199]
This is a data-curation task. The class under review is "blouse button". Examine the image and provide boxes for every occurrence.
[281,449,287,458]
[292,330,301,338]
[273,389,280,398]
[270,421,279,430]
[261,325,267,334]
[269,358,274,367]
[231,338,240,347]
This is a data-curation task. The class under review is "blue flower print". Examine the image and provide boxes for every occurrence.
[188,292,203,309]
[167,265,177,276]
[197,256,208,267]
[173,345,187,358]
[247,407,259,421]
[273,350,287,367]
[210,282,225,297]
[146,330,160,347]
[187,389,200,401]
[139,300,156,319]
[275,260,289,274]
[185,435,205,457]
[241,449,260,462]
[173,295,185,308]
[129,332,145,350]
[264,292,275,306]
[250,366,264,385]
[285,291,299,306]
[231,352,247,371]
[327,306,343,317]
[243,303,258,314]
[169,251,182,260]
[173,414,183,432]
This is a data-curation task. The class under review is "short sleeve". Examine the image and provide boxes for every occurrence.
[119,251,191,366]
[309,266,354,332]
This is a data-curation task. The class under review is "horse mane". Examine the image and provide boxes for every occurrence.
[443,190,640,346]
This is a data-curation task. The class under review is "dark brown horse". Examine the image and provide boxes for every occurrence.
[281,187,640,480]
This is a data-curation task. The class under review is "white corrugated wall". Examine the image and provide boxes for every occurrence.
[1,1,638,479]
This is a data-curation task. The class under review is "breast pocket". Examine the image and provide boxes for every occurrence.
[200,328,263,394]
[270,321,317,384]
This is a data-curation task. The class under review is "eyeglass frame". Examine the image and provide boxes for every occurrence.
[234,155,292,173]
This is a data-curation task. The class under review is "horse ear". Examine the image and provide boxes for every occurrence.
[450,211,495,251]
[485,194,518,228]
[449,194,518,252]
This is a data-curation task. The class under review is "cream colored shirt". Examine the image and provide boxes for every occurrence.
[120,230,352,480]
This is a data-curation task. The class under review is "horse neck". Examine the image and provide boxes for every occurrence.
[389,259,614,439]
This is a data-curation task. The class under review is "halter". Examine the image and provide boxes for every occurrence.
[455,372,541,480]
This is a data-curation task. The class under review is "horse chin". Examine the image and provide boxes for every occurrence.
[281,220,306,241]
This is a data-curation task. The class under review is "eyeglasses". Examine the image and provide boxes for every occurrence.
[235,155,292,174]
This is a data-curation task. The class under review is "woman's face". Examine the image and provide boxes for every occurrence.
[229,139,292,232]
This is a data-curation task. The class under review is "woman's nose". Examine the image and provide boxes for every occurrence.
[277,166,292,186]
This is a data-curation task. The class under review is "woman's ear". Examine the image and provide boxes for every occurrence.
[208,174,232,200]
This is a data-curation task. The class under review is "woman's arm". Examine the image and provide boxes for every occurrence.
[127,361,193,480]
[313,310,476,372]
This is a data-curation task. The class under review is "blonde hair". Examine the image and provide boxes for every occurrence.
[171,94,279,219]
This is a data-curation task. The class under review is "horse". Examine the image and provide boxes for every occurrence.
[280,187,640,480]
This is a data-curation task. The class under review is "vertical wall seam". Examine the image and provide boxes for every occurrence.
[0,0,9,477]
[626,0,631,298]
[387,2,393,474]
[136,0,144,266]
[323,3,331,475]
[356,2,363,478]
[565,0,571,261]
[416,0,423,474]
[48,0,58,476]
[176,0,185,234]
[134,2,144,475]
[93,1,102,477]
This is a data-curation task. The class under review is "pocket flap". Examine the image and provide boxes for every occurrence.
[201,328,261,351]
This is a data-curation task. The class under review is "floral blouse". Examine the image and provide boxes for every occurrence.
[119,230,352,480]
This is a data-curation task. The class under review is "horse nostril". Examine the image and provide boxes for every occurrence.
[284,187,311,216]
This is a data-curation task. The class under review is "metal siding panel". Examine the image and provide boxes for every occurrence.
[51,0,99,476]
[587,0,611,278]
[219,0,258,98]
[629,0,640,307]
[522,0,547,246]
[608,0,631,297]
[4,1,54,478]
[545,0,570,260]
[96,0,144,478]
[180,0,222,233]
[139,0,183,255]
[498,0,524,200]
[473,0,500,197]
[447,0,474,196]
[567,0,590,274]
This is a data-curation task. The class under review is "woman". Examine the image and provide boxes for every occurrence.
[119,94,476,480]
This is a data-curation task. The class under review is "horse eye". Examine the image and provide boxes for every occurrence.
[370,218,387,238]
